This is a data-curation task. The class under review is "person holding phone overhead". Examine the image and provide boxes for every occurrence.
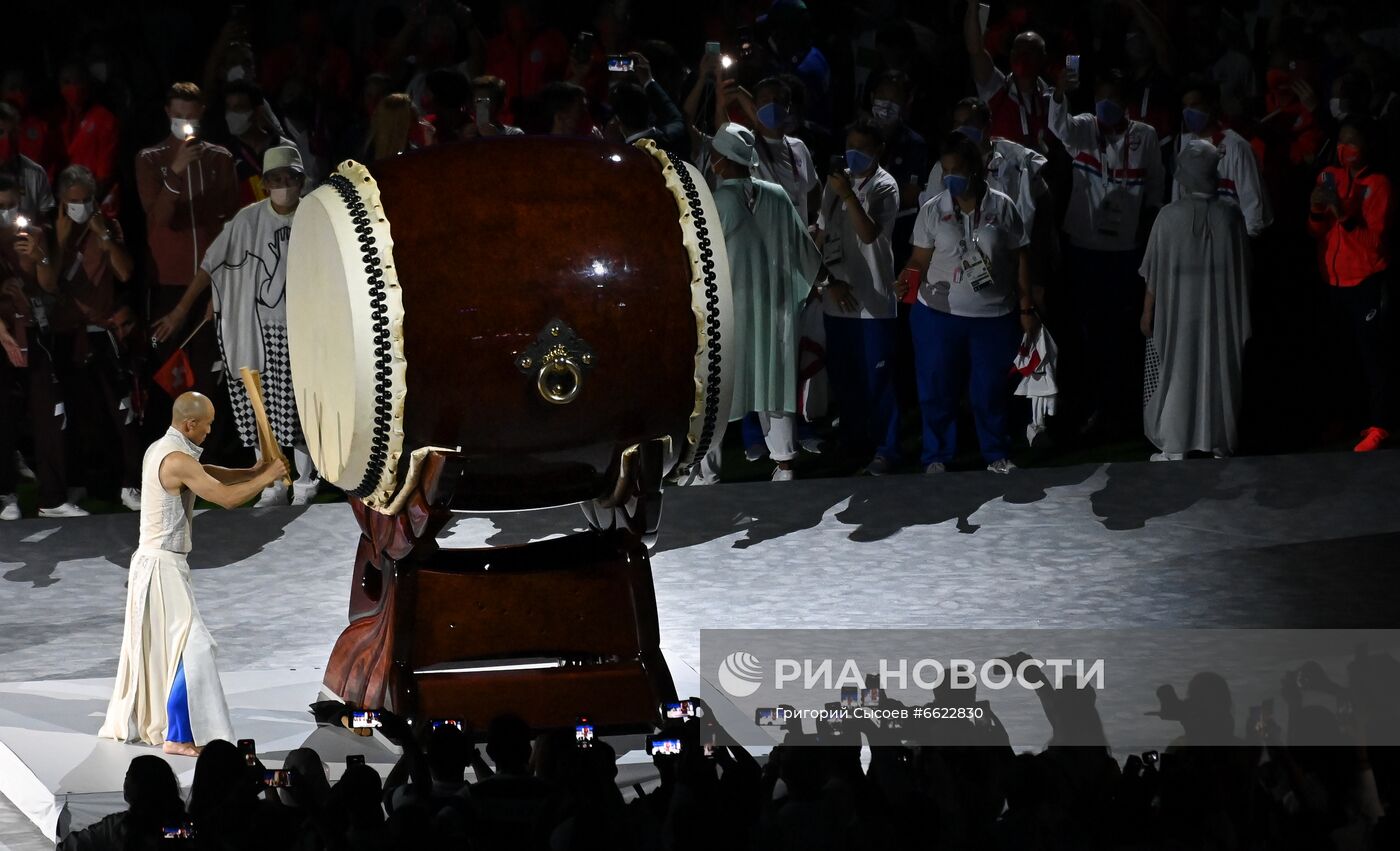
[99,391,287,755]
[964,0,1051,152]
[899,134,1036,475]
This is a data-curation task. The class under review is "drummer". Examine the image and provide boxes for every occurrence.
[147,146,320,505]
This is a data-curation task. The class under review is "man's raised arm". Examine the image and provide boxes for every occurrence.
[160,453,286,509]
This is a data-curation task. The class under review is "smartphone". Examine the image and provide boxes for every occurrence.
[754,706,781,727]
[646,735,683,756]
[1065,54,1080,76]
[706,41,721,56]
[860,688,880,706]
[1142,750,1160,768]
[662,700,697,720]
[573,31,595,64]
[737,25,754,57]
[162,824,194,839]
[575,716,594,749]
[13,215,28,232]
[345,754,366,767]
[263,769,293,788]
[351,710,382,730]
[829,154,847,176]
[237,738,256,766]
[475,96,491,128]
[607,55,635,73]
[979,3,991,32]
[431,718,464,731]
[840,686,859,707]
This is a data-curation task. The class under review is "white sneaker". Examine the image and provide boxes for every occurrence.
[924,462,946,475]
[800,437,825,455]
[771,466,795,482]
[291,480,319,506]
[256,481,288,507]
[986,458,1016,474]
[0,494,19,521]
[14,452,34,480]
[120,487,142,512]
[744,444,767,462]
[862,455,893,476]
[38,502,89,518]
[1149,452,1185,462]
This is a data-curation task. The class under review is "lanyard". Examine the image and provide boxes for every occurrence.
[1009,78,1041,137]
[1096,127,1130,187]
[758,135,800,183]
[1139,86,1150,120]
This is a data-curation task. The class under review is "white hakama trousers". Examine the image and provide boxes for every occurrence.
[98,547,234,746]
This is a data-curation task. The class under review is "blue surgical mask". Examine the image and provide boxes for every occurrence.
[1182,107,1210,134]
[845,148,875,174]
[942,173,970,198]
[757,102,787,131]
[953,124,984,144]
[1095,99,1124,128]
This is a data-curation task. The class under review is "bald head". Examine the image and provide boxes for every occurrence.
[171,392,215,445]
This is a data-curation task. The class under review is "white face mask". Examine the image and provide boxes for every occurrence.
[66,201,94,224]
[170,117,199,139]
[269,186,299,208]
[226,109,254,136]
[1330,97,1347,120]
[0,207,16,228]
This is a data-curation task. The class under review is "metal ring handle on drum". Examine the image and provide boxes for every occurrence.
[536,357,583,405]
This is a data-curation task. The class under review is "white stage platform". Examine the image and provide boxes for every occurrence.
[2,453,1398,845]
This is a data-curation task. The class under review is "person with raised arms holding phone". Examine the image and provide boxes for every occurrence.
[99,391,287,756]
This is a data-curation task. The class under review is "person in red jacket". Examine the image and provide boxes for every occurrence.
[57,64,120,213]
[1308,118,1393,452]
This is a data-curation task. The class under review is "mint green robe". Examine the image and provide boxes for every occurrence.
[714,176,822,419]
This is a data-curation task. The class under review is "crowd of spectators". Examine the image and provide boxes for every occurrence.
[1,0,1397,513]
[62,648,1398,849]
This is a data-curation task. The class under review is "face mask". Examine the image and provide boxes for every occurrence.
[1010,57,1041,79]
[1330,98,1347,120]
[942,173,970,198]
[845,148,875,174]
[170,118,199,139]
[871,99,901,125]
[61,83,85,110]
[1337,143,1361,168]
[757,102,787,131]
[953,124,984,144]
[0,208,17,228]
[227,65,249,82]
[226,109,254,136]
[270,186,300,208]
[1095,99,1124,128]
[66,201,94,224]
[1182,107,1210,134]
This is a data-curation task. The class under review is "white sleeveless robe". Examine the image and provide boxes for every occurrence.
[98,428,234,746]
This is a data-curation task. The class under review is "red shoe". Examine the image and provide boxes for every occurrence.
[1354,427,1389,453]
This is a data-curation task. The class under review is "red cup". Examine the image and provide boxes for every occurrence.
[901,268,921,304]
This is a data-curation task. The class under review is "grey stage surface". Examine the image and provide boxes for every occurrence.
[1,452,1398,845]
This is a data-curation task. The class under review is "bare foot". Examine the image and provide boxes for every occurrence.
[162,741,202,757]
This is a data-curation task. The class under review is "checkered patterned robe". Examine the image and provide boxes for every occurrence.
[201,199,302,448]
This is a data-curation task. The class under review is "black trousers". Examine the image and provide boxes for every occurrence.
[0,329,69,507]
[1327,273,1396,431]
[60,330,144,490]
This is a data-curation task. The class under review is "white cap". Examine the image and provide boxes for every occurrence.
[262,145,304,176]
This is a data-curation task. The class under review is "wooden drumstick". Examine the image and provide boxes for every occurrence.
[239,367,293,487]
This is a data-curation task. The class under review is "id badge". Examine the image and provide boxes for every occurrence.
[959,240,995,293]
[1097,191,1126,237]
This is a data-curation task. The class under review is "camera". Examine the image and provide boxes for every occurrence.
[351,710,382,729]
[263,769,293,788]
[662,700,698,720]
[607,55,635,73]
[162,823,195,840]
[575,716,594,749]
[346,754,366,768]
[754,706,782,727]
[646,735,683,756]
[840,686,859,708]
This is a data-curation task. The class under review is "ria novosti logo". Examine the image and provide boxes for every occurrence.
[717,651,764,697]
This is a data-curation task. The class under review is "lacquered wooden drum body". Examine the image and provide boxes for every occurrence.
[287,139,731,512]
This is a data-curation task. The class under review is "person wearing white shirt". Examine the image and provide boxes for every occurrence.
[1048,66,1165,435]
[899,135,1038,475]
[923,98,1048,240]
[815,120,902,475]
[1174,77,1272,237]
[746,77,820,224]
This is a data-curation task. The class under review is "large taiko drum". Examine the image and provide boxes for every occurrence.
[286,138,732,514]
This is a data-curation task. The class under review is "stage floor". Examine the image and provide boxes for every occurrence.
[1,452,1398,846]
